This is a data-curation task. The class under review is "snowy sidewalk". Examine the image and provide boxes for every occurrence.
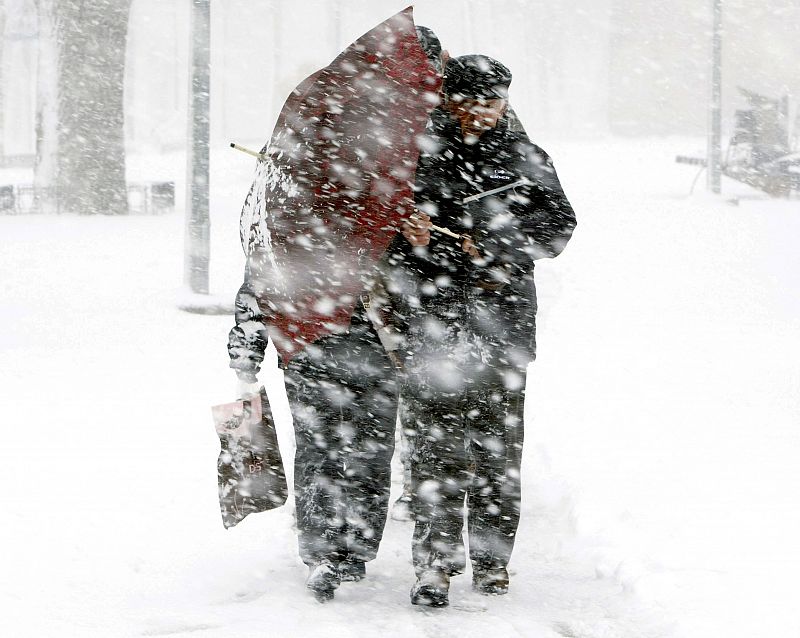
[2,138,798,637]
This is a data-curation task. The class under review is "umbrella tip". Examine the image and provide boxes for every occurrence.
[229,142,235,148]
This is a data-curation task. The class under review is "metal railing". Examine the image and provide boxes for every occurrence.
[0,182,175,215]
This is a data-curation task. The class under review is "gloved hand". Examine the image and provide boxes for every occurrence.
[402,211,432,247]
[228,321,267,381]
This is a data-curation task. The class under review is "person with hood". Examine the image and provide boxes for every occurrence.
[381,54,576,607]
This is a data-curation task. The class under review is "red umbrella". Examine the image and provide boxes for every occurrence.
[239,7,441,364]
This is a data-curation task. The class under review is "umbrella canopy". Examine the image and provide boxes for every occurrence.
[239,7,441,363]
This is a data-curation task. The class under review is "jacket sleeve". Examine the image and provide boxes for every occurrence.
[227,275,269,382]
[474,140,576,276]
[517,143,577,260]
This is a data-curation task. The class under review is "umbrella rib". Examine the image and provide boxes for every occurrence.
[430,223,461,239]
[461,178,531,203]
[431,179,532,240]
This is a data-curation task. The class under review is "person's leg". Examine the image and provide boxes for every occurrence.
[284,353,348,568]
[395,300,476,605]
[337,313,398,567]
[402,377,467,607]
[406,387,469,577]
[465,364,527,592]
[400,327,471,606]
[284,313,397,596]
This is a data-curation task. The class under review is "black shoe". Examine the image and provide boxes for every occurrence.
[306,560,340,602]
[410,569,450,607]
[472,566,509,595]
[339,560,366,582]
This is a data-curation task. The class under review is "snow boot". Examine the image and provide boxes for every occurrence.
[306,560,340,602]
[410,568,450,607]
[339,560,366,582]
[472,566,509,595]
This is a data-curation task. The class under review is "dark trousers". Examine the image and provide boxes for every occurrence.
[401,312,527,576]
[283,311,397,566]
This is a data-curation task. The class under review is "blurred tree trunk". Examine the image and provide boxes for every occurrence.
[35,0,131,214]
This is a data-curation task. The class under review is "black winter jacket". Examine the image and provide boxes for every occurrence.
[381,107,576,363]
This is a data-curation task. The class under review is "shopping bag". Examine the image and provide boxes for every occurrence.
[212,387,287,528]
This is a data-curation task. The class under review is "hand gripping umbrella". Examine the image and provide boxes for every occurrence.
[237,7,441,364]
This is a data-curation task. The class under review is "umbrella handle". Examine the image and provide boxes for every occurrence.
[429,224,481,259]
[430,223,462,240]
[230,142,266,162]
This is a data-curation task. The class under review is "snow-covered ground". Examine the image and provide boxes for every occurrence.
[1,138,798,637]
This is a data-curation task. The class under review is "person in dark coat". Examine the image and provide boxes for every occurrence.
[381,54,576,607]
